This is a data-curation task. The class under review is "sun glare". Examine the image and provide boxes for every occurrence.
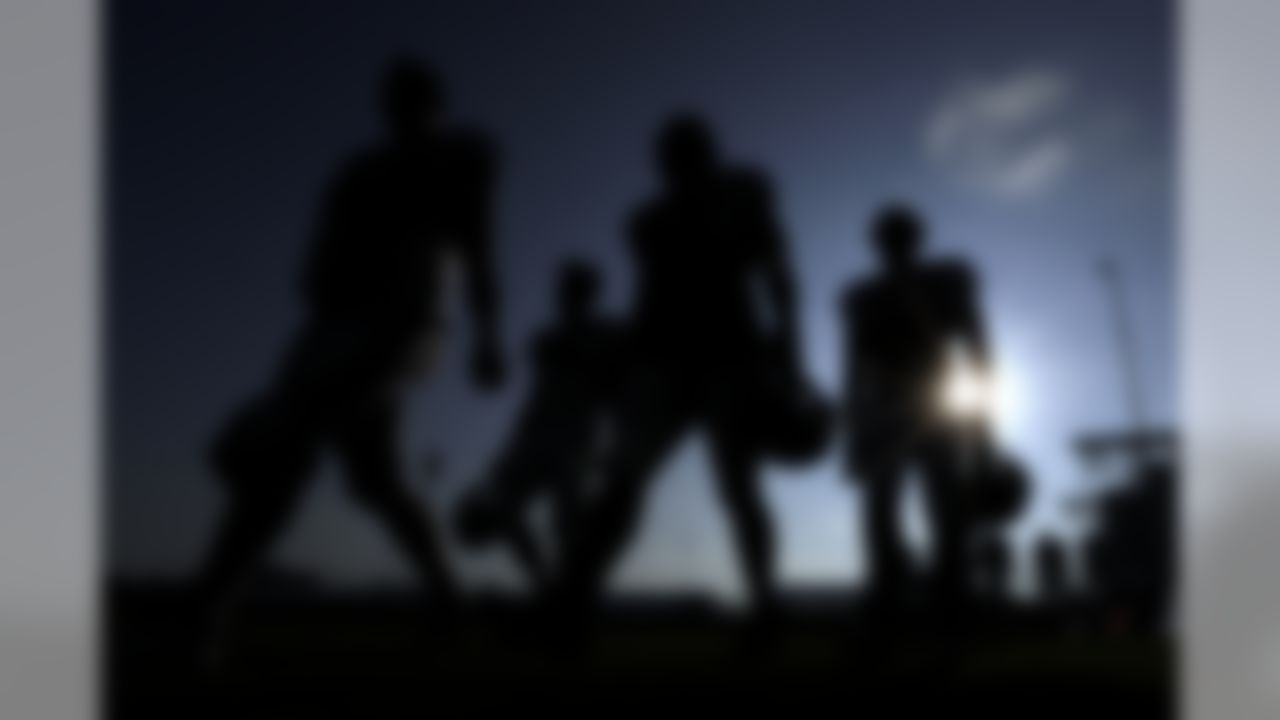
[941,359,992,421]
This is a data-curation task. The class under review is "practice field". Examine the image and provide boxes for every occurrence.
[106,583,1171,720]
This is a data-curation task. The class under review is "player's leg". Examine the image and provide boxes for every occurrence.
[707,423,777,618]
[455,436,562,588]
[862,462,908,612]
[336,401,458,607]
[552,369,689,610]
[502,518,550,591]
[460,453,555,588]
[196,478,308,603]
[549,461,584,573]
[920,444,967,618]
[187,489,304,669]
[190,394,319,666]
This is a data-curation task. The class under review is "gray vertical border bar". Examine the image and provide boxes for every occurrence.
[1186,1,1280,718]
[0,0,97,718]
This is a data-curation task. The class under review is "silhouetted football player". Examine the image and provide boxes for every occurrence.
[554,114,803,632]
[841,205,990,619]
[193,57,504,651]
[455,260,625,588]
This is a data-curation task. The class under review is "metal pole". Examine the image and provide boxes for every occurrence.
[1097,257,1147,432]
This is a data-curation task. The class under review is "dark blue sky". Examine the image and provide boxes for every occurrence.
[109,0,1172,601]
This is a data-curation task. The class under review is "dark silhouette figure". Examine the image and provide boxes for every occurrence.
[552,114,814,629]
[192,57,503,647]
[1035,534,1087,634]
[1036,535,1071,605]
[455,260,625,588]
[966,453,1030,607]
[972,531,1011,601]
[1081,445,1175,634]
[841,205,990,619]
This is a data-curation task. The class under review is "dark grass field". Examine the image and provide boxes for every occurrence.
[107,583,1172,720]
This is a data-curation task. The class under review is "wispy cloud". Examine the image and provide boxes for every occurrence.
[925,67,1077,199]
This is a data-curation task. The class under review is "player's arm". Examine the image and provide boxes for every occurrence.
[301,158,363,313]
[453,133,504,388]
[841,287,871,477]
[947,262,998,451]
[951,262,991,371]
[746,173,798,356]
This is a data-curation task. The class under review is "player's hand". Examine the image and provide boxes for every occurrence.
[470,338,505,390]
